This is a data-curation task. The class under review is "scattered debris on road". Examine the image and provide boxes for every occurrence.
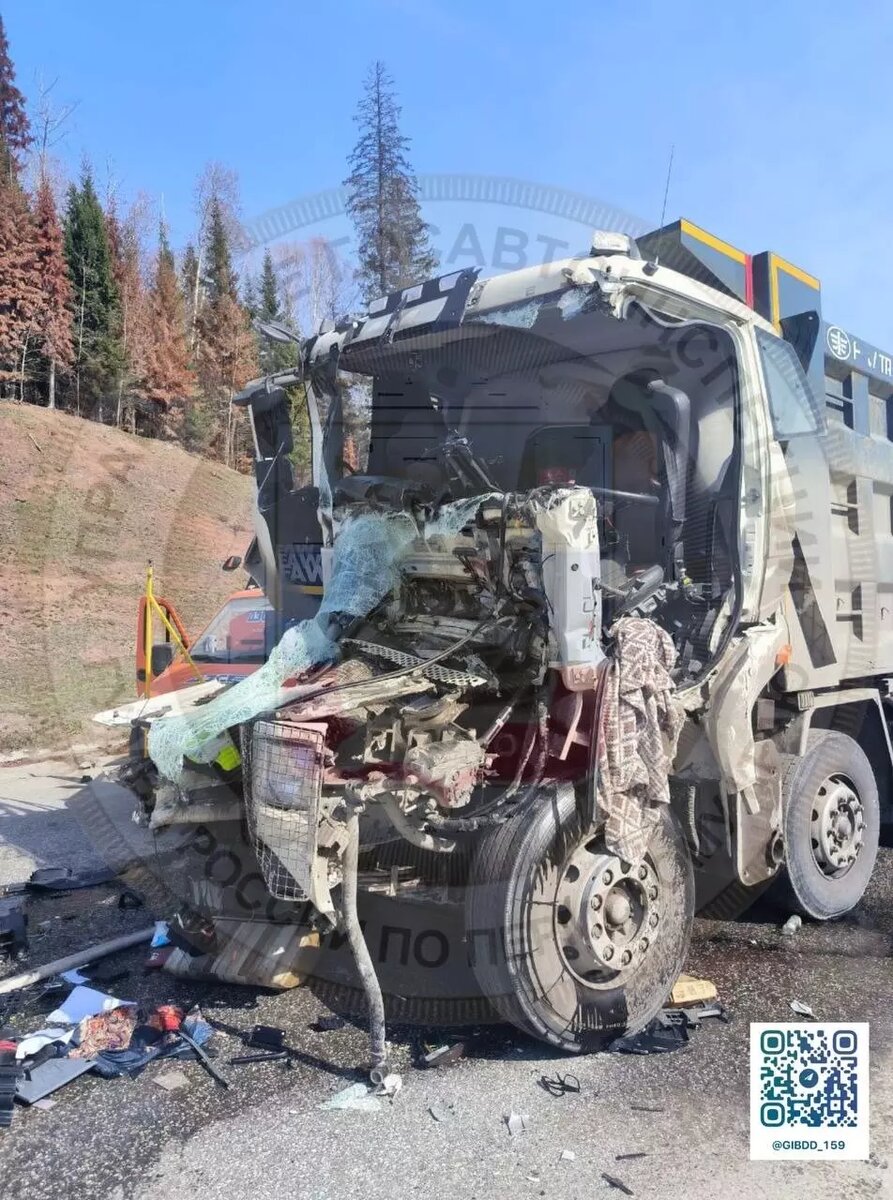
[419,1040,467,1069]
[669,974,717,1005]
[782,915,802,935]
[0,897,27,960]
[602,1171,635,1195]
[559,1149,576,1162]
[538,1071,581,1096]
[505,1110,529,1136]
[320,1082,382,1112]
[153,1069,189,1092]
[427,1101,456,1122]
[790,999,815,1018]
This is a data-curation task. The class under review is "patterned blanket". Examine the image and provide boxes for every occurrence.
[596,616,684,862]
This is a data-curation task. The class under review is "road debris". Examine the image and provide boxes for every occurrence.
[154,1069,189,1092]
[246,1025,286,1052]
[16,1057,95,1105]
[559,1149,576,1162]
[428,1102,456,1122]
[230,1051,290,1066]
[539,1071,581,1096]
[0,927,154,997]
[629,1103,665,1112]
[374,1072,402,1098]
[311,1015,347,1033]
[782,915,802,935]
[47,985,136,1026]
[670,974,717,1005]
[419,1040,466,1068]
[790,999,815,1018]
[602,1172,634,1195]
[505,1110,529,1136]
[615,1153,648,1161]
[320,1082,382,1112]
[0,897,27,960]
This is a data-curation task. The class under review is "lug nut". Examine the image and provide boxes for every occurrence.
[649,886,658,900]
[649,913,659,928]
[603,946,614,961]
[639,937,649,953]
[602,870,613,885]
[620,950,632,966]
[638,865,648,880]
[591,895,603,911]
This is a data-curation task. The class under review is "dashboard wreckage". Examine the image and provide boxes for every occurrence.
[115,226,892,1073]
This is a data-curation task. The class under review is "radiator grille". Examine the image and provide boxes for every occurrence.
[242,719,325,901]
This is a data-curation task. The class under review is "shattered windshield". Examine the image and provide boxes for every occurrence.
[322,301,739,503]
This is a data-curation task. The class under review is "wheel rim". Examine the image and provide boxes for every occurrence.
[551,834,661,990]
[810,773,865,878]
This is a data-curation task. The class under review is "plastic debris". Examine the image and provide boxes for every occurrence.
[0,897,27,959]
[16,1058,95,1105]
[670,974,718,1005]
[505,1111,529,1136]
[47,985,136,1026]
[790,999,815,1018]
[560,1150,577,1162]
[782,915,803,935]
[154,1069,189,1092]
[150,921,171,948]
[320,1082,382,1112]
[311,1015,347,1033]
[15,1028,73,1061]
[602,1172,634,1196]
[374,1072,402,1098]
[539,1071,581,1096]
[420,1041,466,1068]
[629,1103,665,1113]
[428,1102,456,1122]
[610,1017,689,1055]
[616,1153,648,1161]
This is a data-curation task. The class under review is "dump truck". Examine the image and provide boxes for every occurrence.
[134,217,892,1068]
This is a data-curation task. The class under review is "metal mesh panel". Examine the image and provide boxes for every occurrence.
[242,720,325,901]
[343,639,488,687]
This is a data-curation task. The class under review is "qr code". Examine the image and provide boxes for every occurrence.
[750,1023,869,1160]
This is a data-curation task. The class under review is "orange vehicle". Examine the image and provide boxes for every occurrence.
[136,586,275,698]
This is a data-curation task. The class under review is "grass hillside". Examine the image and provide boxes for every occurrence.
[0,403,255,753]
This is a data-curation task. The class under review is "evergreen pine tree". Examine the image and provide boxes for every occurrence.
[0,15,31,181]
[344,61,437,303]
[203,196,237,303]
[64,167,122,418]
[258,249,280,321]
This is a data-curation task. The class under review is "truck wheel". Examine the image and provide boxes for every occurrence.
[774,730,880,920]
[465,786,694,1051]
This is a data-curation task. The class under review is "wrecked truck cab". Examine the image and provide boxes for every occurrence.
[144,226,883,1060]
[214,237,754,1052]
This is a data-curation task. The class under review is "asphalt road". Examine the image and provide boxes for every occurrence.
[0,757,890,1200]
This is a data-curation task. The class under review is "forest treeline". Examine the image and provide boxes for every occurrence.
[0,18,435,472]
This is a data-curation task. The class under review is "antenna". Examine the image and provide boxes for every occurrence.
[644,144,675,275]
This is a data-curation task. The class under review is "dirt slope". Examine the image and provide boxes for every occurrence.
[0,403,255,753]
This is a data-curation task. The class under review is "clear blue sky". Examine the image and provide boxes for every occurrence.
[6,0,893,345]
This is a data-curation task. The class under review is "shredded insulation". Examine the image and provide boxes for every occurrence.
[148,499,495,783]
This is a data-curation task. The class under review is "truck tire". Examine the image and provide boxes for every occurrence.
[465,786,694,1051]
[774,730,880,920]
